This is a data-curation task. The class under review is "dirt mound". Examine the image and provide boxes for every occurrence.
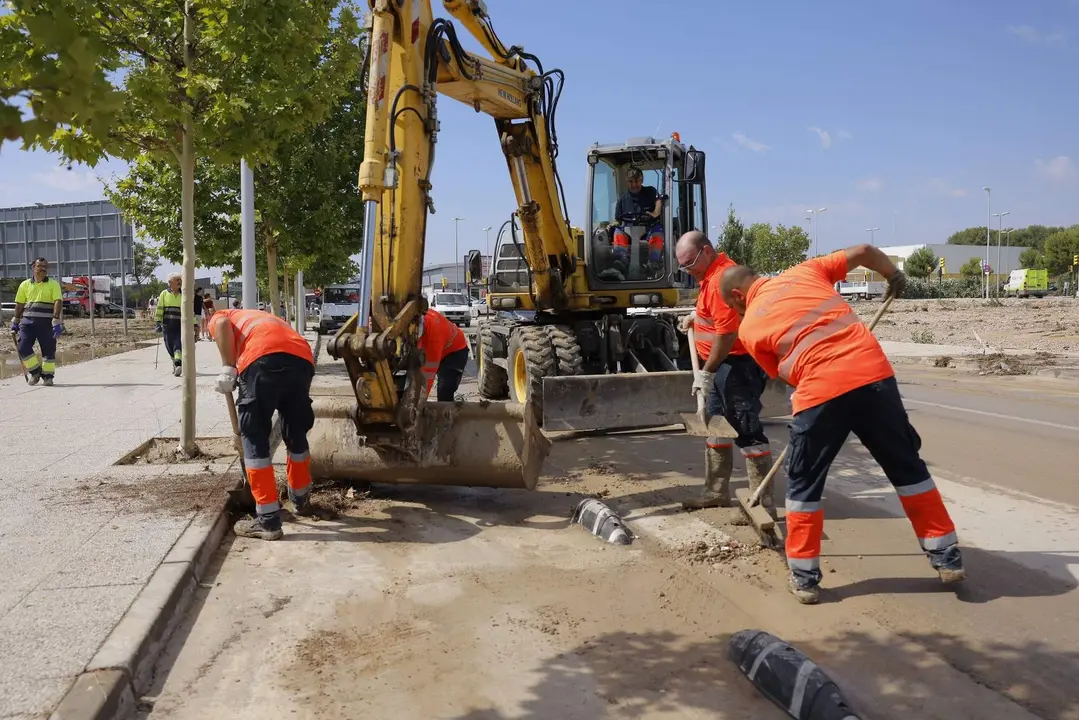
[67,472,232,515]
[122,437,237,464]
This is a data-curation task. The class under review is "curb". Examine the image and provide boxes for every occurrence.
[50,332,324,720]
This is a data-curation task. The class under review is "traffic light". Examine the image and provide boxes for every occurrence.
[938,257,945,270]
[441,276,448,289]
[1073,254,1078,267]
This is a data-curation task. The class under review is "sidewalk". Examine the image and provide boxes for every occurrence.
[0,333,317,719]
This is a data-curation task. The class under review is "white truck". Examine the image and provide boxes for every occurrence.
[836,280,886,300]
[424,289,471,327]
[318,283,361,335]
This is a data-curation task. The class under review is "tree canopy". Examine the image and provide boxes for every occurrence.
[746,222,811,274]
[904,246,938,279]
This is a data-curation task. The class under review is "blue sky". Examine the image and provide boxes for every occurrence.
[1,0,1076,277]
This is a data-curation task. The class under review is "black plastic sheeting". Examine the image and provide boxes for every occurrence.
[729,629,860,720]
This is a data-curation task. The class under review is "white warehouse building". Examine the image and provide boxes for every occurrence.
[873,243,1026,279]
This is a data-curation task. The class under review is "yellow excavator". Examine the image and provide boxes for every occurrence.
[307,0,742,491]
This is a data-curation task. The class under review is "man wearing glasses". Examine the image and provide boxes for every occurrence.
[10,257,64,386]
[674,231,773,511]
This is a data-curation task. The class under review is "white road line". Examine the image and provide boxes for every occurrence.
[903,398,1079,432]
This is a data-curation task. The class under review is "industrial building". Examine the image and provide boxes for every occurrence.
[0,200,135,280]
[421,255,490,291]
[877,243,1025,278]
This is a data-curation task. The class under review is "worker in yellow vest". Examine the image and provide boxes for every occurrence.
[154,273,194,376]
[10,257,63,386]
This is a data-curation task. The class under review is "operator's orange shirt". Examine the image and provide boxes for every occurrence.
[693,252,747,361]
[737,251,894,414]
[419,309,468,393]
[209,309,314,374]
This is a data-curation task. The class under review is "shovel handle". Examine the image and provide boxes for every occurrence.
[685,325,707,418]
[747,294,896,508]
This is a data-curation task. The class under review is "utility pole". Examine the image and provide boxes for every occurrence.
[804,215,814,255]
[982,186,991,299]
[992,211,1009,297]
[452,216,465,289]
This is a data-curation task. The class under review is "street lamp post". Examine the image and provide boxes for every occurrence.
[805,209,815,255]
[482,225,492,269]
[865,227,879,245]
[982,187,991,299]
[452,216,465,288]
[992,210,1010,297]
[1003,229,1014,276]
[815,207,827,254]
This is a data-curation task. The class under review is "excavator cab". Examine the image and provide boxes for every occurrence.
[585,136,707,292]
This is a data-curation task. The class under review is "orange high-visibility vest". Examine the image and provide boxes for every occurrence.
[419,309,467,394]
[693,252,747,361]
[211,309,313,374]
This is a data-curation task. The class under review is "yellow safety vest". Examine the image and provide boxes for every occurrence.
[15,277,62,322]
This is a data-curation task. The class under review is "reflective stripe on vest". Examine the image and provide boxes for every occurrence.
[233,311,289,359]
[775,295,859,381]
[23,301,55,320]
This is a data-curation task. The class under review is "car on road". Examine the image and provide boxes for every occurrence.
[427,290,471,327]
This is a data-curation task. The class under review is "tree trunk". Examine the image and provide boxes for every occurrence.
[178,0,198,457]
[266,234,280,317]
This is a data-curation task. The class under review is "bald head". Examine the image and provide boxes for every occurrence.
[674,230,716,280]
[719,264,759,316]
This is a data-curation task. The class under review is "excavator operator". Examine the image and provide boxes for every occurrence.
[418,308,470,402]
[612,166,664,275]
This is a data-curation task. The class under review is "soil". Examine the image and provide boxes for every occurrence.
[122,436,237,465]
[68,472,233,516]
[851,297,1079,355]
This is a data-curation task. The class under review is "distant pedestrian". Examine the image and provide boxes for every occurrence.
[232,299,241,309]
[11,257,63,386]
[201,294,215,339]
[193,287,204,340]
[209,308,316,540]
[155,273,193,377]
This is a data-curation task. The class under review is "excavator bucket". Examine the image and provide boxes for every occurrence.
[308,397,551,490]
[541,372,794,433]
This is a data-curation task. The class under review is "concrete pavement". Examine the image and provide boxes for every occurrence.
[0,333,317,719]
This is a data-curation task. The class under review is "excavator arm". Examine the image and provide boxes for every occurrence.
[317,0,563,485]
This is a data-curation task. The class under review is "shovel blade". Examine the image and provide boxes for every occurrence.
[308,397,550,490]
[542,372,794,434]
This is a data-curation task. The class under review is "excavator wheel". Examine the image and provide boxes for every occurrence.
[508,326,557,421]
[543,325,584,377]
[477,324,509,399]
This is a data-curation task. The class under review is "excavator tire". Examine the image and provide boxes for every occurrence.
[544,325,584,377]
[477,324,509,399]
[508,326,557,422]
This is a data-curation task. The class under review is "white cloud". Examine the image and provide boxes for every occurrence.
[1007,25,1065,45]
[31,165,108,194]
[856,177,884,193]
[1036,155,1076,182]
[731,132,770,152]
[927,179,969,198]
[837,129,854,141]
[808,127,832,149]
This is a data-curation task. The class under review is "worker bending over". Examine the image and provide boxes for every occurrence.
[154,273,193,377]
[721,245,964,604]
[419,308,469,401]
[674,231,773,510]
[11,258,63,386]
[209,309,315,541]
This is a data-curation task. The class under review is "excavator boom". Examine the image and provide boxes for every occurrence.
[315,0,579,487]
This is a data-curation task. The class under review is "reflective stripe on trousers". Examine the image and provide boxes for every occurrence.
[785,499,824,573]
[740,443,771,459]
[776,296,859,381]
[244,456,280,515]
[287,451,312,499]
[894,477,958,551]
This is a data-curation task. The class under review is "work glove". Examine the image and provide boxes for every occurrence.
[691,369,714,399]
[885,270,908,300]
[678,311,696,332]
[214,365,238,395]
[155,321,163,334]
[52,321,63,340]
[9,320,18,335]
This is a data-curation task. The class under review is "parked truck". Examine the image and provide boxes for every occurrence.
[318,283,361,335]
[1004,268,1048,298]
[62,275,112,317]
[836,280,886,300]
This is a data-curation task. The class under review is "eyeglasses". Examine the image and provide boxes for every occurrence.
[678,246,705,271]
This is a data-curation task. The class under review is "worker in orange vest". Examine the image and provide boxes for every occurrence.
[418,308,470,400]
[720,245,964,605]
[208,309,315,541]
[674,231,773,511]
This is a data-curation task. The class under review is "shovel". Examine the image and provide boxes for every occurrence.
[224,391,257,514]
[10,328,28,384]
[735,295,896,538]
[677,325,739,438]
